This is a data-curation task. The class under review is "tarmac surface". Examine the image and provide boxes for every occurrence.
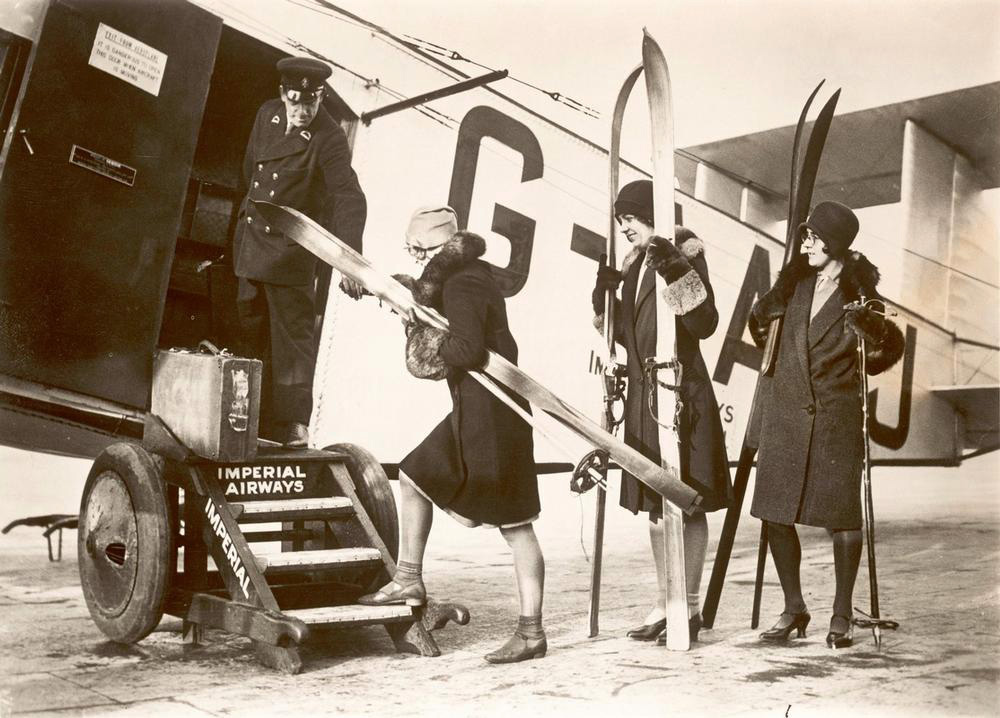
[1,447,998,717]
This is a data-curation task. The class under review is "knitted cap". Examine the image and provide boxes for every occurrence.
[614,180,654,226]
[799,201,859,258]
[405,206,458,249]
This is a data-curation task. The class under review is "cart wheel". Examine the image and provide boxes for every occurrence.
[324,442,399,561]
[78,443,171,643]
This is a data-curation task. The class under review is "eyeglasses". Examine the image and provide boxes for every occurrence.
[801,228,828,253]
[406,243,445,261]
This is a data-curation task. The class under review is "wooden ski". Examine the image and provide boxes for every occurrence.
[589,62,644,639]
[700,82,841,629]
[253,200,701,514]
[642,29,689,651]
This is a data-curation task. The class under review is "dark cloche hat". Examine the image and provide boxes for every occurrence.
[614,179,654,226]
[277,56,332,102]
[799,201,859,258]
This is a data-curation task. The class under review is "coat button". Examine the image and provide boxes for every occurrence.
[272,172,278,180]
[247,216,253,224]
[806,404,816,415]
[268,190,274,197]
[257,163,263,171]
[264,225,271,234]
[253,180,259,188]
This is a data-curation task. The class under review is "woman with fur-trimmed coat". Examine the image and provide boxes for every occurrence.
[359,206,546,665]
[591,180,732,644]
[749,201,904,649]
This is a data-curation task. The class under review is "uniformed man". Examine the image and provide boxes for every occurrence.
[234,56,367,447]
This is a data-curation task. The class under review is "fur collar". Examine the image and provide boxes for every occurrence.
[411,231,487,307]
[755,250,881,322]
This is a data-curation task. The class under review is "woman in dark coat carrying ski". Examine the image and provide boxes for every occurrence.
[592,180,733,644]
[359,206,545,664]
[749,201,904,648]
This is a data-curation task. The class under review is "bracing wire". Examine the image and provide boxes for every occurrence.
[401,34,601,119]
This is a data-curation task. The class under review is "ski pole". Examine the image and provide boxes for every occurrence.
[848,296,900,647]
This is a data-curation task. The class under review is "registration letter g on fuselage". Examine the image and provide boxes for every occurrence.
[448,105,543,298]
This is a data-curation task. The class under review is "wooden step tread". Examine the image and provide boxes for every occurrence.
[232,497,354,521]
[259,547,382,572]
[284,604,414,625]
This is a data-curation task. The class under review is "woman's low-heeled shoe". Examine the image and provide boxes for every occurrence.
[655,614,702,645]
[826,615,854,649]
[627,618,667,641]
[759,611,811,641]
[484,632,547,664]
[358,579,426,607]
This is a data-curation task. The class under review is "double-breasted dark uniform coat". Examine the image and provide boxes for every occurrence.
[748,252,904,529]
[234,98,366,428]
[399,232,539,529]
[601,229,732,517]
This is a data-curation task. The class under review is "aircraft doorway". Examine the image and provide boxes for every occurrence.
[158,25,359,361]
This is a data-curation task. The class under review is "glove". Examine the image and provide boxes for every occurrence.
[392,273,417,292]
[845,303,887,344]
[645,235,689,279]
[591,257,623,315]
[339,276,368,300]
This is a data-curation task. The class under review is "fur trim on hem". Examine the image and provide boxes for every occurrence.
[661,268,708,315]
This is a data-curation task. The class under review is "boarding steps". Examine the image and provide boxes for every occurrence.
[166,444,471,674]
[78,419,472,673]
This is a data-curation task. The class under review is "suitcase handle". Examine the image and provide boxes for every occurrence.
[198,340,231,357]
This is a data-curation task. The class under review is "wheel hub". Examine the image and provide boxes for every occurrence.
[80,470,139,617]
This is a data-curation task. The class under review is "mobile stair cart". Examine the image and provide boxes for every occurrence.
[76,418,468,674]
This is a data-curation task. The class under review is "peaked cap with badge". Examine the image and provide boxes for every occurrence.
[235,56,366,284]
[277,56,331,103]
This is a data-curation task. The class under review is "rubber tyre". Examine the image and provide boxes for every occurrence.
[78,443,171,643]
[324,442,399,561]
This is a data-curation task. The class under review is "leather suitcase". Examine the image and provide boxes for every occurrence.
[151,346,262,461]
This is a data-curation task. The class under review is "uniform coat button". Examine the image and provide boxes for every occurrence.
[257,163,263,171]
[247,216,253,224]
[253,180,259,188]
[806,404,816,415]
[264,225,271,233]
[272,172,278,180]
[268,190,274,197]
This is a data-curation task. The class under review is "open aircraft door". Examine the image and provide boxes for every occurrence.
[0,0,221,408]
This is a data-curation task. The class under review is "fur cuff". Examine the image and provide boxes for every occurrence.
[661,268,708,315]
[679,235,704,259]
[405,324,448,380]
[845,305,886,343]
[863,317,905,376]
[751,288,787,326]
[593,312,605,333]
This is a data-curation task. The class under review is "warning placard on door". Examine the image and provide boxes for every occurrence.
[88,23,167,97]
